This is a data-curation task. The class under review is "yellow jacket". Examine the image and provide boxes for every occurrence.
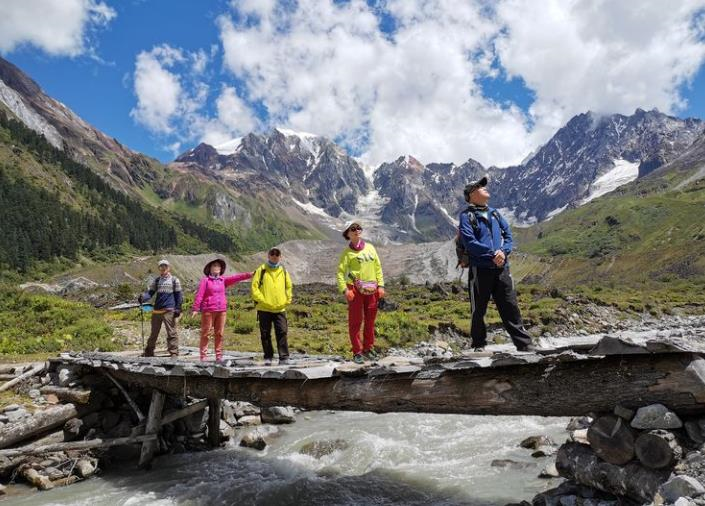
[251,264,293,313]
[336,242,384,293]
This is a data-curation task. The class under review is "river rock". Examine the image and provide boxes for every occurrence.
[566,416,593,431]
[28,389,41,399]
[659,476,705,503]
[233,401,260,419]
[3,404,20,412]
[240,431,266,451]
[44,394,59,405]
[570,429,589,445]
[520,435,555,450]
[221,402,238,426]
[75,459,96,478]
[22,467,53,490]
[490,459,536,470]
[299,439,350,458]
[532,446,557,458]
[685,421,705,444]
[261,406,295,424]
[237,415,261,426]
[0,483,5,494]
[539,462,560,478]
[632,404,683,429]
[675,498,697,506]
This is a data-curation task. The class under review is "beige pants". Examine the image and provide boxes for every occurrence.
[144,312,179,356]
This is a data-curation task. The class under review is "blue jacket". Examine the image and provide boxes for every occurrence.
[141,274,183,311]
[458,207,513,269]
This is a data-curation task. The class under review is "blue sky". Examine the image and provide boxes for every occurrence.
[2,0,705,167]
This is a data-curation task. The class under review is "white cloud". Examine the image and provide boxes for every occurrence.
[0,0,116,56]
[494,0,705,138]
[132,0,705,165]
[130,45,186,133]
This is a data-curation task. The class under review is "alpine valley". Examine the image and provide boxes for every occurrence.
[2,54,705,288]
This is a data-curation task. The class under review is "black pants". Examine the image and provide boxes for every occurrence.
[258,311,289,360]
[469,266,532,349]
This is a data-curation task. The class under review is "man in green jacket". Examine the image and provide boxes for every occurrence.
[251,248,293,364]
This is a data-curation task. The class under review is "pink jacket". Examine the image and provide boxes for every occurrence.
[192,273,253,313]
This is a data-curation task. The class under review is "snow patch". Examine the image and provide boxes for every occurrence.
[0,79,63,149]
[545,204,569,220]
[292,198,331,218]
[581,159,639,204]
[213,137,243,155]
[496,207,537,228]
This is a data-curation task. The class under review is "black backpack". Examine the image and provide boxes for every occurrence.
[455,207,502,268]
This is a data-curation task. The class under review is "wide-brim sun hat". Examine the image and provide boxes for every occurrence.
[342,221,362,240]
[203,258,227,276]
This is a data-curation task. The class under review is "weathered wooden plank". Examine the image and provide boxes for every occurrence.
[207,399,221,448]
[39,386,92,404]
[0,362,45,392]
[138,390,165,468]
[0,434,157,458]
[102,352,705,417]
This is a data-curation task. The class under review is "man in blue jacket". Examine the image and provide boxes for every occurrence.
[459,176,533,351]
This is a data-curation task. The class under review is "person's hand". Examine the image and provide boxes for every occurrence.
[493,250,506,267]
[174,310,181,319]
[377,287,385,299]
[137,294,144,303]
[191,311,198,318]
[345,289,355,302]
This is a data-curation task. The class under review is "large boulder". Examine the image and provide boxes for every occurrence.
[261,406,295,424]
[658,475,705,503]
[631,404,682,430]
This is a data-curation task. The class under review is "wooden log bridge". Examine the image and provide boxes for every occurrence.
[51,334,705,418]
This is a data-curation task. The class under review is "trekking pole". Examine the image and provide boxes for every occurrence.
[140,304,145,350]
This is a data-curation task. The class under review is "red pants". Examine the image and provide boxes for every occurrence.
[200,311,226,361]
[347,286,378,355]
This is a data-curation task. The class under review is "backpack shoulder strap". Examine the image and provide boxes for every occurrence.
[463,206,480,234]
[258,265,266,287]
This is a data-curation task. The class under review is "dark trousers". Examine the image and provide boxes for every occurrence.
[469,266,532,349]
[258,311,289,360]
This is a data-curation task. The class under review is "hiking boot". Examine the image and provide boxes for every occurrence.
[353,354,365,364]
[516,344,538,352]
[278,357,289,365]
[472,346,486,352]
[362,350,378,361]
[264,358,273,366]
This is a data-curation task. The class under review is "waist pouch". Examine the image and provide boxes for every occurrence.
[354,280,378,295]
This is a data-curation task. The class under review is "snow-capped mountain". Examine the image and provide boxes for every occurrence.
[175,109,704,243]
[174,128,369,218]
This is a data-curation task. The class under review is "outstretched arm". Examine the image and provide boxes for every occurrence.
[224,272,253,288]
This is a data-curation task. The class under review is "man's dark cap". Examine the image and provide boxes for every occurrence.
[463,176,488,200]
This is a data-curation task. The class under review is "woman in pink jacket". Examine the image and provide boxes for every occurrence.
[191,258,253,362]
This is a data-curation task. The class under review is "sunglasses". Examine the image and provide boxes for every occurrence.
[349,226,362,232]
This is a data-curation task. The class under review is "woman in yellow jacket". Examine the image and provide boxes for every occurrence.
[251,248,293,365]
[337,222,385,364]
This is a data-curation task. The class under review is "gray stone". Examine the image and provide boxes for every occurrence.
[686,421,705,444]
[57,367,75,387]
[675,498,697,506]
[520,435,555,450]
[566,416,593,431]
[233,401,260,419]
[221,402,238,426]
[570,429,589,445]
[531,446,557,458]
[237,415,261,427]
[659,476,705,503]
[75,459,96,478]
[3,404,20,412]
[631,403,683,429]
[28,389,41,399]
[299,439,350,458]
[0,483,5,495]
[240,431,266,451]
[538,462,560,478]
[261,406,295,424]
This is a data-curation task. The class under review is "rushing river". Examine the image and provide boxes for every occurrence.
[8,411,568,506]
